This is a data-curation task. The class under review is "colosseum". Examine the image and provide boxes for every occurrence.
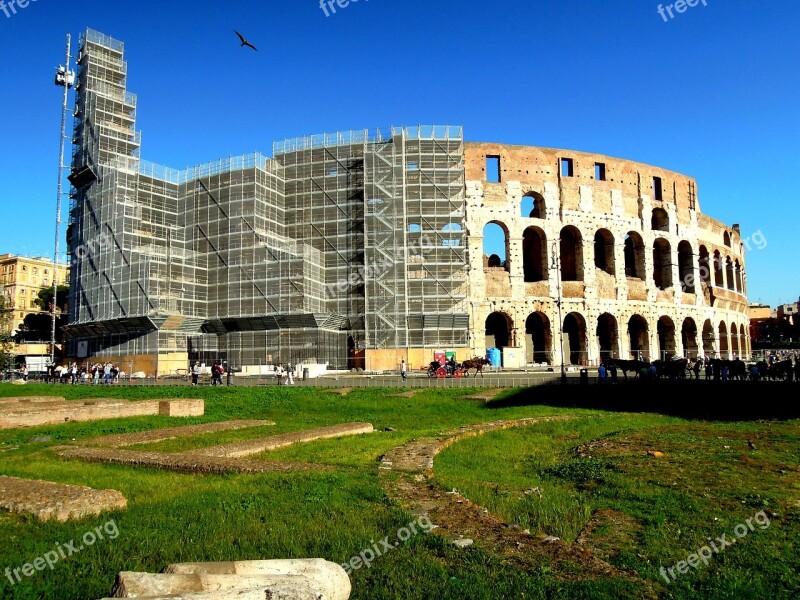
[64,29,749,375]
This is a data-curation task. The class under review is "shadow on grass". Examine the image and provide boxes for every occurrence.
[488,380,800,421]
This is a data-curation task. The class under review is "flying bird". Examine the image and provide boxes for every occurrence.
[234,30,258,52]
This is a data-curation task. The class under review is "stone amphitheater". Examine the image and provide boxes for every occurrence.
[464,143,750,366]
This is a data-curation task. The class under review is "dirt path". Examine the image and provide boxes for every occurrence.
[379,416,660,597]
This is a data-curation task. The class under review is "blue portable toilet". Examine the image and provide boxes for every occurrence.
[486,348,501,367]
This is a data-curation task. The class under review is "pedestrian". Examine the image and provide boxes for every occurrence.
[598,363,607,384]
[286,363,295,385]
[609,362,618,384]
[401,359,407,382]
[721,364,730,382]
[275,364,284,386]
[693,357,702,380]
[647,363,658,380]
[191,361,200,386]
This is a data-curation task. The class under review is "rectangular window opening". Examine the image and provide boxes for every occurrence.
[594,162,606,181]
[560,158,574,177]
[486,156,501,183]
[653,176,663,201]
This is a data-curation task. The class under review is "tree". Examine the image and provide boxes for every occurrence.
[34,285,69,313]
[0,296,13,372]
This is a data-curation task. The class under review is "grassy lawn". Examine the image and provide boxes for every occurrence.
[0,383,798,599]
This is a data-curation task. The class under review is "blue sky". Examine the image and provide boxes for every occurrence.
[0,0,798,306]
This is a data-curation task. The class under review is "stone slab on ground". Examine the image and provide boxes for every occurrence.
[186,423,374,459]
[88,420,275,448]
[58,447,332,475]
[0,396,66,406]
[0,475,127,522]
[0,399,204,429]
[104,559,350,600]
[462,389,505,402]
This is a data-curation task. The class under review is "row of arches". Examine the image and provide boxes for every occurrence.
[485,311,749,365]
[483,222,745,295]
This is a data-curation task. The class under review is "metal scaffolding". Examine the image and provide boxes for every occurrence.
[66,28,469,373]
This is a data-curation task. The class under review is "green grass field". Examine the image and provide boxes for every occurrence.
[0,383,798,599]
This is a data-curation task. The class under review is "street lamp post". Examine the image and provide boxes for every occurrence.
[52,35,74,365]
[551,240,568,384]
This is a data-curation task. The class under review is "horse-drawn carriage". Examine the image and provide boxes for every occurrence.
[426,357,492,379]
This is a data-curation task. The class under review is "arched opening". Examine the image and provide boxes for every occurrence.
[483,222,509,272]
[624,232,645,279]
[596,313,619,362]
[682,318,699,359]
[657,316,676,360]
[651,208,669,232]
[723,231,731,247]
[522,227,547,283]
[725,256,735,291]
[713,250,724,287]
[730,322,740,358]
[485,312,513,349]
[521,192,546,219]
[628,315,650,360]
[653,238,673,290]
[719,322,729,359]
[563,312,587,365]
[735,260,743,293]
[739,324,747,358]
[699,246,711,286]
[525,312,552,364]
[678,241,695,293]
[594,229,615,276]
[559,226,583,282]
[702,319,716,357]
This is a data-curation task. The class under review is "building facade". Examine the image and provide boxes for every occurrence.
[64,29,750,375]
[0,254,69,337]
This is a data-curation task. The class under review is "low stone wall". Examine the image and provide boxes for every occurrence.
[0,476,127,522]
[0,399,204,429]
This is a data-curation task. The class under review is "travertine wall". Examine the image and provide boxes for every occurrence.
[463,143,749,366]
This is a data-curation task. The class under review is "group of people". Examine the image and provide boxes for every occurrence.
[274,363,296,385]
[190,361,226,386]
[46,362,121,384]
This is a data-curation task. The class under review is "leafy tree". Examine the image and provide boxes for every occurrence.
[34,285,69,312]
[0,296,13,372]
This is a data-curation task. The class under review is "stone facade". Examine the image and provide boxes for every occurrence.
[463,143,749,366]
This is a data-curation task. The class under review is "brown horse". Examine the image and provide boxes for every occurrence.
[461,357,491,378]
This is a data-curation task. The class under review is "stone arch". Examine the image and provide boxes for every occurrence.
[651,208,669,232]
[653,238,673,290]
[521,192,546,219]
[594,229,616,276]
[563,312,587,365]
[735,259,743,293]
[723,231,731,247]
[681,317,699,359]
[713,250,724,287]
[559,226,584,282]
[719,321,729,359]
[657,316,676,360]
[730,321,740,358]
[624,232,646,279]
[485,311,513,349]
[596,313,619,362]
[702,319,716,357]
[699,245,711,286]
[628,314,650,360]
[725,256,735,291]
[522,226,547,283]
[483,221,510,272]
[525,312,552,364]
[739,323,747,358]
[678,241,695,293]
